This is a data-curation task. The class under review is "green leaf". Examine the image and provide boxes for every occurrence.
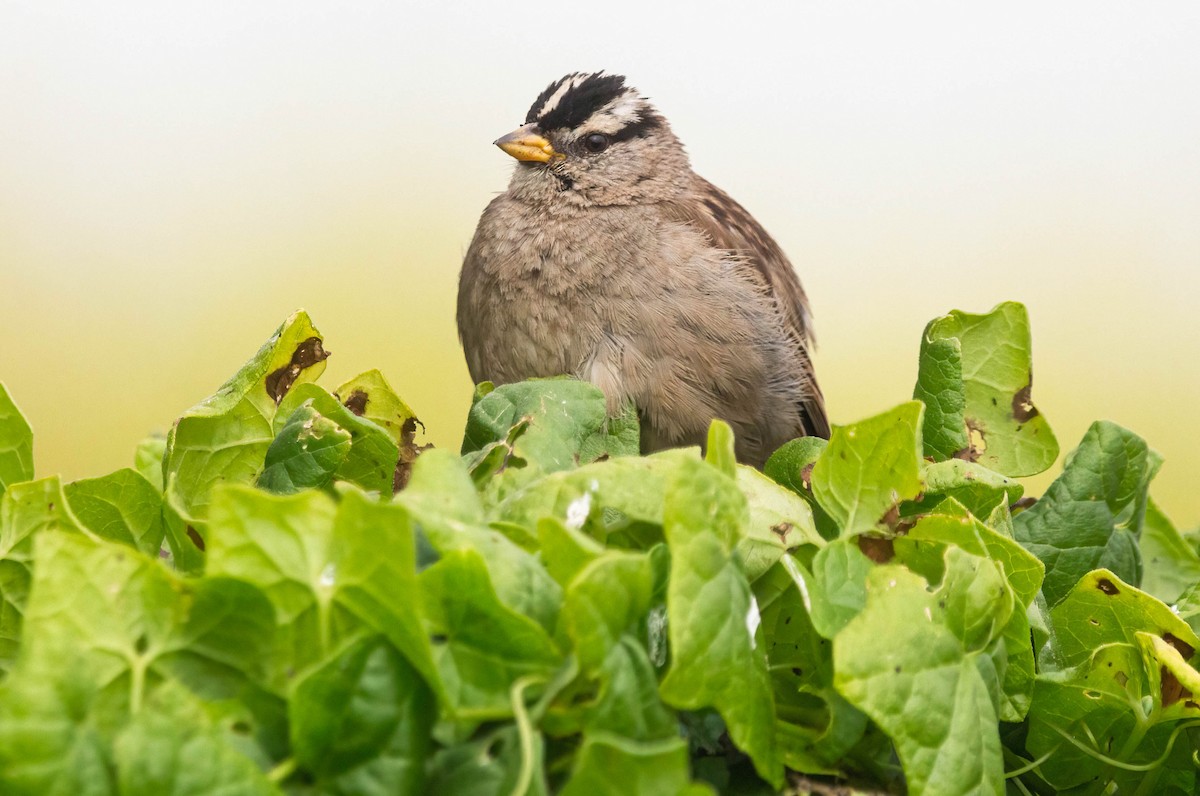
[834,548,1011,795]
[0,531,280,794]
[912,336,968,460]
[559,733,695,796]
[1139,498,1200,604]
[205,485,441,700]
[753,558,868,775]
[810,401,924,537]
[896,503,1044,721]
[0,476,91,674]
[133,434,167,492]
[537,516,604,588]
[329,488,440,698]
[919,458,1023,518]
[494,452,681,550]
[113,682,280,796]
[290,635,434,795]
[1022,570,1200,793]
[658,457,780,786]
[704,420,737,477]
[764,436,826,496]
[1013,421,1158,606]
[206,487,352,680]
[914,302,1058,476]
[735,466,822,582]
[0,383,34,495]
[275,383,401,494]
[804,538,872,639]
[333,369,419,446]
[163,311,328,520]
[426,723,548,796]
[160,475,207,574]
[563,551,676,740]
[402,451,562,633]
[64,468,165,557]
[419,548,562,720]
[257,403,353,494]
[461,378,639,498]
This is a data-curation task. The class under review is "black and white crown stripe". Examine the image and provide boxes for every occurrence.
[524,72,663,142]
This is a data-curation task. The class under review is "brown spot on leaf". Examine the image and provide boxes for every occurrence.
[343,389,369,416]
[954,419,987,462]
[771,522,793,542]
[858,535,894,563]
[1096,578,1120,596]
[1114,670,1129,688]
[1012,380,1039,423]
[880,503,900,530]
[800,463,815,490]
[1161,666,1192,708]
[186,525,206,551]
[392,416,432,493]
[265,337,329,404]
[1163,633,1195,660]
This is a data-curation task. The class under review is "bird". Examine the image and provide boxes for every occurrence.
[457,72,829,467]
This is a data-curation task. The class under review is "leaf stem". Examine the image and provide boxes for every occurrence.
[267,757,297,784]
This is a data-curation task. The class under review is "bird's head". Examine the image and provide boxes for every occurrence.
[494,72,691,207]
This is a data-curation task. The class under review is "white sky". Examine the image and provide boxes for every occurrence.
[2,1,1199,521]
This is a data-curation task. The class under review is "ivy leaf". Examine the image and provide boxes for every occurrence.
[833,548,1011,795]
[913,302,1058,476]
[0,383,34,495]
[811,401,924,537]
[1023,570,1200,793]
[64,468,165,557]
[658,457,780,786]
[1013,421,1158,606]
[290,635,434,795]
[563,550,676,740]
[113,682,281,796]
[418,549,562,720]
[164,311,328,520]
[559,733,696,796]
[257,403,353,494]
[1138,498,1200,604]
[275,383,401,494]
[462,378,639,498]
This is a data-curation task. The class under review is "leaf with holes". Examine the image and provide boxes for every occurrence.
[914,302,1058,476]
[164,311,328,520]
[810,401,925,538]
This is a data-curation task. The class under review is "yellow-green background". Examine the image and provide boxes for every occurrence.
[2,2,1197,527]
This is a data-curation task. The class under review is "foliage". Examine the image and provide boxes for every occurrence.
[1,304,1197,795]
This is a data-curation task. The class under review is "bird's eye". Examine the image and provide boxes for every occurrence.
[582,133,610,153]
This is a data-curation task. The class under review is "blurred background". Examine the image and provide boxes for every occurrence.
[1,1,1197,525]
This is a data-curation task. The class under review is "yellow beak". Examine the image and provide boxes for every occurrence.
[494,124,558,163]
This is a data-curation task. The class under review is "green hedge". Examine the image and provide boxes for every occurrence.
[1,301,1198,795]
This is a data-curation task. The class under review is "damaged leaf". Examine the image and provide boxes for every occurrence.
[914,302,1058,477]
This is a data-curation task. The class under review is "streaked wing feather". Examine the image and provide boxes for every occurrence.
[660,177,830,438]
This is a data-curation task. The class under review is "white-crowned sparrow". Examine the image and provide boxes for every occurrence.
[457,72,828,466]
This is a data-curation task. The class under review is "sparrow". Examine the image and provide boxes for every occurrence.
[457,72,829,466]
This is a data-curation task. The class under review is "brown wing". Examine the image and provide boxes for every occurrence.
[659,177,830,438]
